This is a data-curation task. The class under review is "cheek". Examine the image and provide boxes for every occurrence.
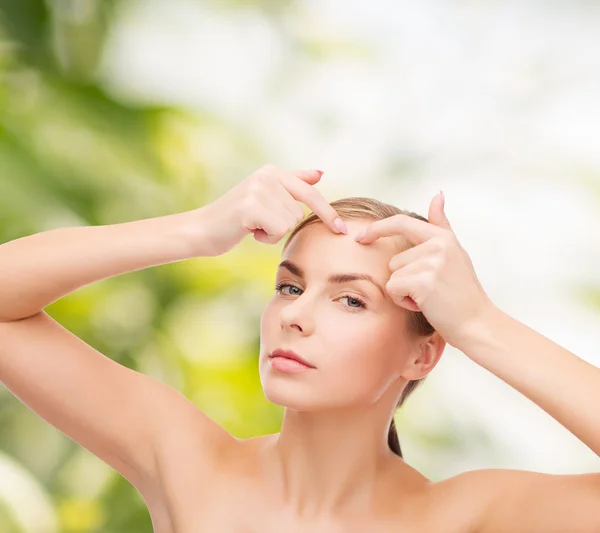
[260,301,277,335]
[328,323,399,388]
[337,320,397,361]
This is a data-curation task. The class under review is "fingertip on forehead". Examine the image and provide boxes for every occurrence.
[287,217,412,253]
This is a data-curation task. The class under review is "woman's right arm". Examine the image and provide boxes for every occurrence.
[0,206,231,501]
[0,165,342,502]
[0,165,341,322]
[0,210,208,322]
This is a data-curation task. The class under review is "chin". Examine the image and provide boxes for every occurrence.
[260,378,322,411]
[260,378,360,412]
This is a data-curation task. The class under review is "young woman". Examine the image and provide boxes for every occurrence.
[0,164,599,532]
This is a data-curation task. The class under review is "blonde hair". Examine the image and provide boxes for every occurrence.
[281,197,435,459]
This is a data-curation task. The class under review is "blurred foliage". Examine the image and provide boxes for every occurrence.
[0,0,294,531]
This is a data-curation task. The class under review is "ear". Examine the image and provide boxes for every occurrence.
[403,332,447,380]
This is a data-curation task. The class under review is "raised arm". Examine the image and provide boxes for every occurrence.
[0,210,203,322]
[0,206,233,499]
[0,165,343,502]
[355,193,600,532]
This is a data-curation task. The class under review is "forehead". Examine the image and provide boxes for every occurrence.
[281,220,409,278]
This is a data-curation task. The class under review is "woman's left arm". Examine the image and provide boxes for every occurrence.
[456,303,600,458]
[356,191,600,532]
[453,305,600,533]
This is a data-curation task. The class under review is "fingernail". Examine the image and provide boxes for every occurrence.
[440,190,445,209]
[334,217,347,234]
[312,169,324,175]
[355,228,367,241]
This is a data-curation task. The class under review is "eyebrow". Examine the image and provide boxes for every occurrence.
[277,259,386,298]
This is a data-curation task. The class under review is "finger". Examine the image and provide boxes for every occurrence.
[280,172,347,235]
[398,296,420,312]
[388,239,440,272]
[386,275,421,312]
[271,181,307,223]
[260,192,299,232]
[255,168,317,231]
[388,245,424,272]
[357,214,446,246]
[249,200,290,244]
[428,191,453,232]
[292,168,324,185]
[252,228,270,243]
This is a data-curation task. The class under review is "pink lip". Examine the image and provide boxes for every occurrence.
[268,348,316,369]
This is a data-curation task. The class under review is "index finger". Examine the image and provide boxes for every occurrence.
[356,214,446,246]
[280,172,346,234]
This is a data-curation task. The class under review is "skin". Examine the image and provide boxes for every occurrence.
[255,218,447,519]
[144,215,472,532]
[3,176,600,531]
[190,199,600,532]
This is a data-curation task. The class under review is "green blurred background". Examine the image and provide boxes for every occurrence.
[1,0,600,531]
[0,2,296,530]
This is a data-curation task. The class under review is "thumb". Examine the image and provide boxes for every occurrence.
[428,191,453,232]
[293,168,324,184]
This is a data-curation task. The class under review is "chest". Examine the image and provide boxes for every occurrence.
[153,497,451,533]
[146,465,476,533]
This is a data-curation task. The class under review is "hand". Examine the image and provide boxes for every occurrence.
[192,164,347,257]
[355,192,494,347]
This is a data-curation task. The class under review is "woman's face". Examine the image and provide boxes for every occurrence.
[259,219,421,411]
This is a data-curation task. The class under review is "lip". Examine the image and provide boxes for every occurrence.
[268,348,316,369]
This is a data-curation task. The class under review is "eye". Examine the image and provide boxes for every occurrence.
[340,295,367,309]
[275,282,301,296]
[274,283,367,310]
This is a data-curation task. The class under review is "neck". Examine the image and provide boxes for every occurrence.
[265,404,405,518]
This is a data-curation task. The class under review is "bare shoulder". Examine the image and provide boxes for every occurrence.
[438,467,600,533]
[427,467,534,530]
[413,466,552,533]
[417,469,490,533]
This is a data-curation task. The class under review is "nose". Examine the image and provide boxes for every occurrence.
[279,296,314,336]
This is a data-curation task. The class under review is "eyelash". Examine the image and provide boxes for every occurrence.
[274,282,367,311]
